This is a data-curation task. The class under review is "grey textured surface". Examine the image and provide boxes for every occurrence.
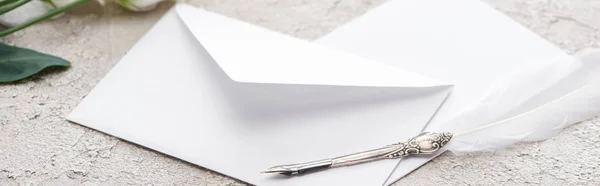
[1,0,599,185]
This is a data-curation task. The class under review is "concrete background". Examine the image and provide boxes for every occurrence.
[1,0,599,185]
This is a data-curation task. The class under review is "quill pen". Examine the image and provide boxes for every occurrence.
[263,49,600,175]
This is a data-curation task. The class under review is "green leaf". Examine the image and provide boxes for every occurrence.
[0,43,70,83]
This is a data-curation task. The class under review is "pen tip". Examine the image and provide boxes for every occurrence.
[262,166,287,174]
[261,168,276,174]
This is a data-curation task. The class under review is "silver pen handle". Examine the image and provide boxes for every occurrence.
[262,132,453,175]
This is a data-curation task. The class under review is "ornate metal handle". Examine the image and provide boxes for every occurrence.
[262,132,453,175]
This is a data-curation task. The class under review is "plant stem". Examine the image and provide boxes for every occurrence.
[0,0,30,15]
[0,0,91,37]
[42,0,58,9]
[0,0,19,7]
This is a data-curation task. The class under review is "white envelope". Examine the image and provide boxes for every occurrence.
[68,4,451,186]
[68,0,568,185]
[313,0,566,184]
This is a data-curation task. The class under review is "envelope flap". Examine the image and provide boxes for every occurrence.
[175,4,445,87]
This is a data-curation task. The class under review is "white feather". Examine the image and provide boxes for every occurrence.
[438,49,600,152]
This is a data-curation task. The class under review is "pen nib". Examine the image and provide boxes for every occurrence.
[262,166,295,176]
[263,159,333,176]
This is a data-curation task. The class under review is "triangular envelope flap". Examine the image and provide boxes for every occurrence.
[175,4,445,87]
